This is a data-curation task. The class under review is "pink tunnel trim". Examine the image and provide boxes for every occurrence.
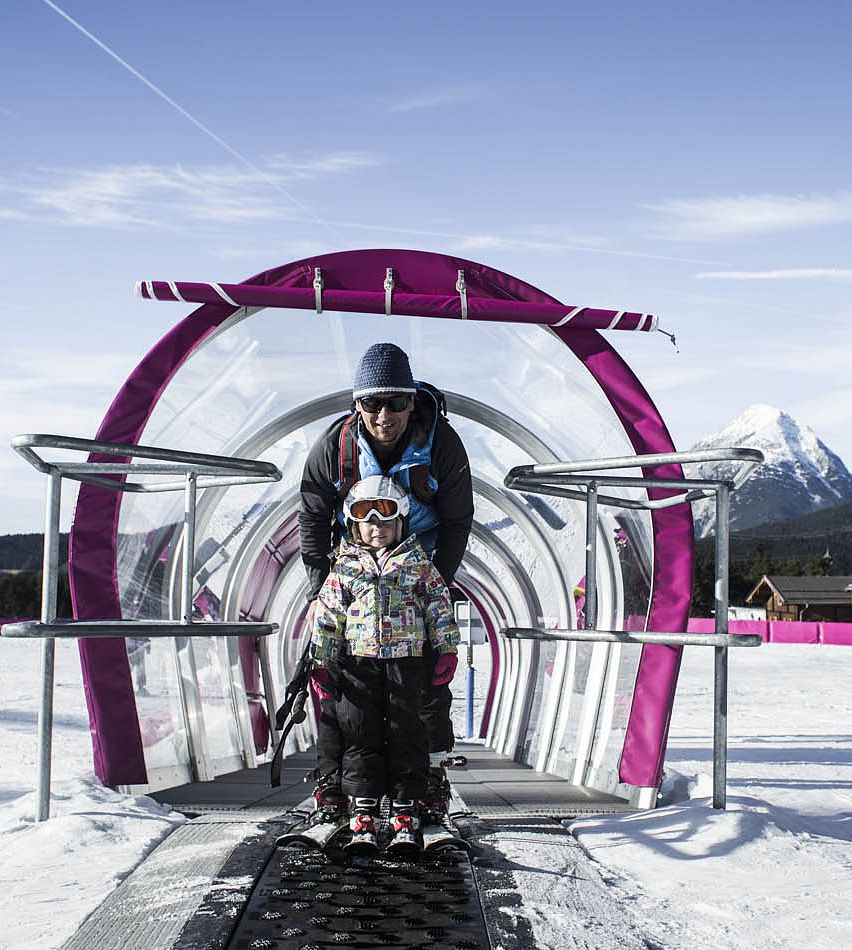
[69,248,692,788]
[136,279,657,331]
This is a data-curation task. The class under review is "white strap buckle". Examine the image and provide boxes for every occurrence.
[313,267,323,314]
[384,268,394,316]
[456,269,468,319]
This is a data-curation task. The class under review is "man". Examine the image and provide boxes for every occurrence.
[298,341,474,815]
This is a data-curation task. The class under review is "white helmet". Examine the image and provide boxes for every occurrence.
[343,475,410,525]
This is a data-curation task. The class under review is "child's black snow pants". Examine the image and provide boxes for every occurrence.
[335,656,429,801]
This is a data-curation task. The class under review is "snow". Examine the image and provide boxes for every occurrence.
[0,638,185,950]
[2,635,852,949]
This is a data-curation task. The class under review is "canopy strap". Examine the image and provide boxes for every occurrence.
[658,327,679,352]
[384,267,394,316]
[313,267,323,314]
[456,269,468,319]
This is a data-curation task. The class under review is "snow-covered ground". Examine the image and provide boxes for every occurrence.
[1,636,851,949]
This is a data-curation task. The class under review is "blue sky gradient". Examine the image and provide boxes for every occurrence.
[2,0,851,531]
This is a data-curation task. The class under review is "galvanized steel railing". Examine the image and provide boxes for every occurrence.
[1,434,282,821]
[503,447,765,810]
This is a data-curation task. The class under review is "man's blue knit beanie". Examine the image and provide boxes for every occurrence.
[352,343,416,400]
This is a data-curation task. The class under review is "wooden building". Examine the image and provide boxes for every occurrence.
[745,575,852,622]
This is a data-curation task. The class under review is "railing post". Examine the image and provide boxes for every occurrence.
[175,471,213,781]
[36,470,62,822]
[182,472,197,625]
[713,483,731,809]
[584,481,598,629]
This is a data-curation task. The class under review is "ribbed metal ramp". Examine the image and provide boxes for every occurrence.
[450,743,636,818]
[61,744,636,949]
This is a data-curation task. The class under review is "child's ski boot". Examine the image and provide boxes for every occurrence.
[312,770,348,823]
[422,764,452,823]
[386,799,422,855]
[344,797,379,855]
[419,757,471,851]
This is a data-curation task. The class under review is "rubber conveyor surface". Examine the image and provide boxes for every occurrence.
[227,837,489,949]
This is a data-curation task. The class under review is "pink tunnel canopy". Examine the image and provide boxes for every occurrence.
[69,248,693,788]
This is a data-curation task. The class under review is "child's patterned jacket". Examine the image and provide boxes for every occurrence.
[311,534,460,664]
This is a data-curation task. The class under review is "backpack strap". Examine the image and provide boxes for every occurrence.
[409,463,436,504]
[336,412,360,501]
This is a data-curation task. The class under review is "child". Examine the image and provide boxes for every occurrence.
[310,475,460,850]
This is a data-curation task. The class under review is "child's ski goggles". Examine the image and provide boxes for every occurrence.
[347,497,403,522]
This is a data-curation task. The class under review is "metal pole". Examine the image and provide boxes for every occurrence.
[713,484,731,809]
[175,471,213,781]
[466,661,475,740]
[36,470,62,822]
[454,601,475,739]
[584,482,598,629]
[182,472,197,625]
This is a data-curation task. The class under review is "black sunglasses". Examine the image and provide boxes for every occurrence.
[358,394,411,413]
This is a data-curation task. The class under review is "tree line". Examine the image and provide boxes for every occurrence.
[691,542,835,616]
[0,567,73,619]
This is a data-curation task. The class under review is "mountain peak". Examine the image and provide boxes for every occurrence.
[688,406,852,536]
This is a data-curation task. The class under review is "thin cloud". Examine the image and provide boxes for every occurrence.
[696,268,852,281]
[40,0,342,240]
[0,155,383,230]
[636,364,721,393]
[389,86,484,113]
[330,220,720,265]
[646,192,852,240]
[1,159,722,267]
[734,334,852,375]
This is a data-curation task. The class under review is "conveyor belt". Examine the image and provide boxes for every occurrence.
[62,744,636,949]
[227,838,489,949]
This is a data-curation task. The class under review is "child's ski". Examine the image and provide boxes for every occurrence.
[421,815,471,852]
[276,813,349,850]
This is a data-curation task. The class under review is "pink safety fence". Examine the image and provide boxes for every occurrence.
[688,617,852,645]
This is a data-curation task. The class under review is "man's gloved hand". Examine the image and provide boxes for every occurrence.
[310,667,338,701]
[431,653,458,685]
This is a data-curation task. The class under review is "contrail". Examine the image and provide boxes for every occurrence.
[40,0,343,240]
[40,0,713,268]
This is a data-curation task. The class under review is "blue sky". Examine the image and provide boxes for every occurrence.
[2,0,852,532]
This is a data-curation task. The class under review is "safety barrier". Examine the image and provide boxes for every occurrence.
[688,617,852,645]
[1,434,282,820]
[503,447,765,810]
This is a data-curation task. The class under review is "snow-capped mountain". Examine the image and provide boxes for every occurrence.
[686,404,852,537]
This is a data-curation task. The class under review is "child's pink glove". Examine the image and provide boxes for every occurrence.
[310,668,336,701]
[431,653,458,685]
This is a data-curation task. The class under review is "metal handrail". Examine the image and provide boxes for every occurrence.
[1,620,277,638]
[505,447,763,511]
[502,446,765,810]
[1,433,282,821]
[12,433,281,492]
[503,628,764,649]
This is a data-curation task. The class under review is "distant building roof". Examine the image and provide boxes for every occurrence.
[746,575,852,606]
